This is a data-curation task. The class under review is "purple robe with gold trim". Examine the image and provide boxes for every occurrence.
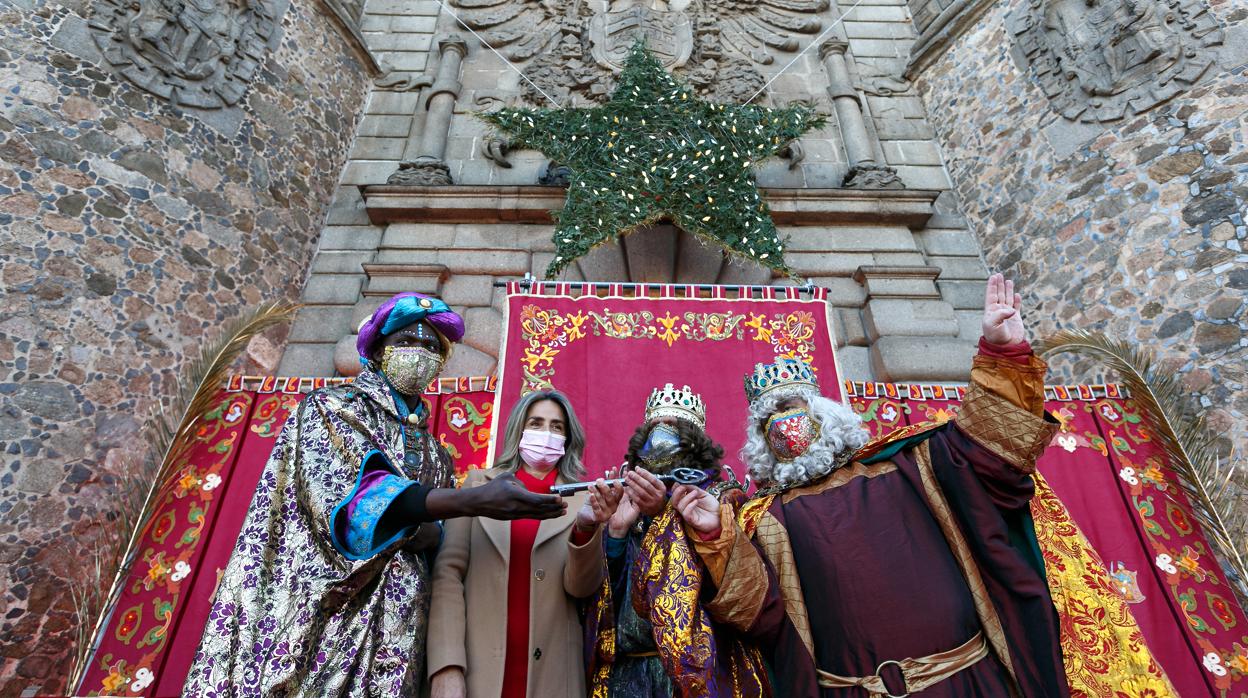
[695,351,1070,697]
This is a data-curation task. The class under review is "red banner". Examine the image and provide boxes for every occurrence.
[493,283,844,483]
[80,376,1248,696]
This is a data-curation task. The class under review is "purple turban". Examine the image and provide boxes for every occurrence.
[356,292,465,360]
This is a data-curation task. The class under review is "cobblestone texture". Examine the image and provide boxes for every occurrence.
[913,0,1248,461]
[0,0,370,692]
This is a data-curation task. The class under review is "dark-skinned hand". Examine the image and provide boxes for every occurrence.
[427,472,566,520]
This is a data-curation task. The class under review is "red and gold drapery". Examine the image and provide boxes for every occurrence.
[79,283,1248,697]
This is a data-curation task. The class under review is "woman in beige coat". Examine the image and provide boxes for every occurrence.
[428,390,621,698]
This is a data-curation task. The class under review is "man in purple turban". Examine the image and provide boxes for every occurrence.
[186,292,564,696]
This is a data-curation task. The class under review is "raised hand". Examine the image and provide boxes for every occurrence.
[431,667,466,698]
[624,467,668,517]
[576,467,624,530]
[671,484,721,536]
[982,272,1026,346]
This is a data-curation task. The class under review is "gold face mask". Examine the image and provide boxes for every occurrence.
[380,346,444,396]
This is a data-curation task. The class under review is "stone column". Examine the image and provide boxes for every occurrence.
[853,265,974,380]
[388,36,468,185]
[819,40,903,189]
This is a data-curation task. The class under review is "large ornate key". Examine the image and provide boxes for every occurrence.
[550,467,708,497]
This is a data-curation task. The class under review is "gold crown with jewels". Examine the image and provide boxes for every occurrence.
[744,357,820,404]
[644,383,707,430]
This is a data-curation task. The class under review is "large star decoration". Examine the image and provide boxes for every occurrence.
[480,45,827,279]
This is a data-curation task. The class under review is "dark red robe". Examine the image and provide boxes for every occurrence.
[694,346,1067,697]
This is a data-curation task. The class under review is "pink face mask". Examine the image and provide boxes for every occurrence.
[519,429,566,468]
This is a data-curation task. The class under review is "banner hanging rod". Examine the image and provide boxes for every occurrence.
[493,273,820,296]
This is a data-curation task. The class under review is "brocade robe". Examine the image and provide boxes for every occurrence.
[183,368,455,697]
[585,489,771,698]
[695,350,1070,697]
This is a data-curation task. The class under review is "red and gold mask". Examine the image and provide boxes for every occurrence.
[764,408,821,462]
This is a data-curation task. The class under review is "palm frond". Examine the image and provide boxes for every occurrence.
[1038,329,1248,608]
[67,302,300,692]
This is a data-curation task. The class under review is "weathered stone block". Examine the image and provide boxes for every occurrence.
[870,336,976,381]
[849,38,905,58]
[809,276,867,306]
[917,228,980,256]
[864,298,958,340]
[937,279,986,309]
[927,255,988,279]
[576,242,629,281]
[782,226,917,252]
[318,225,384,251]
[341,160,404,185]
[835,346,873,380]
[954,309,981,340]
[311,251,373,274]
[366,91,421,115]
[462,306,503,356]
[881,140,944,167]
[301,275,363,304]
[326,186,372,225]
[445,343,497,377]
[363,262,448,294]
[625,225,679,283]
[427,249,529,275]
[788,251,876,276]
[381,223,458,248]
[289,305,356,342]
[838,307,869,346]
[891,165,951,189]
[277,343,337,377]
[440,273,496,308]
[718,260,774,285]
[350,136,406,160]
[675,234,728,284]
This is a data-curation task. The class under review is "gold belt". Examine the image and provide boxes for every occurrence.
[816,632,989,697]
[623,651,660,658]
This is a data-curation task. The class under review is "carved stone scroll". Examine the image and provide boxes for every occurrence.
[1007,0,1224,123]
[88,0,279,109]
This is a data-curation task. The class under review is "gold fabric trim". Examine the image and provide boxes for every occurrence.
[913,442,1021,693]
[699,505,771,633]
[955,383,1058,474]
[781,461,897,504]
[753,511,815,659]
[817,631,990,695]
[1031,472,1178,696]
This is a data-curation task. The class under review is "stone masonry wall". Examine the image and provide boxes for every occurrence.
[0,0,371,690]
[912,0,1248,460]
[281,0,998,386]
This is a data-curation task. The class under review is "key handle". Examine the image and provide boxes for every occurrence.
[550,467,708,497]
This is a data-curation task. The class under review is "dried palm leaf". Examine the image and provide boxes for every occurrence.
[1038,329,1248,608]
[67,301,299,692]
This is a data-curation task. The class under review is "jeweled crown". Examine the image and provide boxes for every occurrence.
[645,383,707,430]
[744,357,820,405]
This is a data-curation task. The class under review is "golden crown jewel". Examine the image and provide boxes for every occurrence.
[744,356,820,404]
[645,383,707,430]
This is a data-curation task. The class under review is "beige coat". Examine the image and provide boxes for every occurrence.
[428,467,605,697]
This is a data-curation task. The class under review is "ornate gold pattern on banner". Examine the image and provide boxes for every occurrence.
[955,383,1059,474]
[913,442,1022,691]
[518,304,820,392]
[1030,471,1177,696]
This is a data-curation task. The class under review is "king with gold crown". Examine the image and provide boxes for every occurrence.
[665,274,1175,698]
[582,383,771,698]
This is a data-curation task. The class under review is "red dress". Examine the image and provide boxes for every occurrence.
[500,467,559,698]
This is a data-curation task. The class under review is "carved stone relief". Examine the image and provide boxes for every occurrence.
[88,0,279,109]
[1008,0,1223,122]
[451,0,831,106]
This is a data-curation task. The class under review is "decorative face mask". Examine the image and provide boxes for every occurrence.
[381,346,443,396]
[639,422,682,468]
[519,429,566,468]
[764,408,821,462]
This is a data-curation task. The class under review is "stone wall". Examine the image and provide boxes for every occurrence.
[0,0,372,690]
[911,0,1248,459]
[280,0,998,386]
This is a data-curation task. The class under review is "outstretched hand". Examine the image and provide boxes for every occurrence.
[576,467,625,529]
[431,472,567,520]
[671,484,720,535]
[982,272,1026,346]
[625,467,668,517]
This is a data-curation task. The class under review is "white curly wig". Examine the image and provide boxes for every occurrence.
[741,389,870,489]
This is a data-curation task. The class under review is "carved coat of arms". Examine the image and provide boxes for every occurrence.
[89,0,279,109]
[450,0,829,105]
[1007,0,1223,122]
